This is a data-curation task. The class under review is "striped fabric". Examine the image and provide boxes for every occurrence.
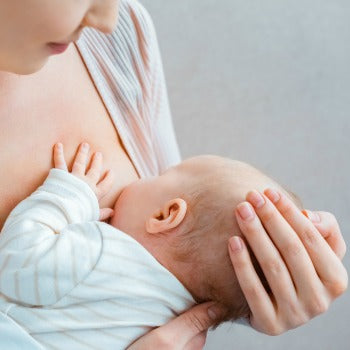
[0,169,194,349]
[75,0,182,180]
[0,0,189,348]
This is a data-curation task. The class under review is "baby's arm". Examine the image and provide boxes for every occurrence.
[0,143,114,306]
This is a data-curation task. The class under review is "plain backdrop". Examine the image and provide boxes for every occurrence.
[141,1,349,349]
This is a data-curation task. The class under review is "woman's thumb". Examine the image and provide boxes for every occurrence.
[163,302,225,348]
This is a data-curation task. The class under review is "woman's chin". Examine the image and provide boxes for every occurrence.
[3,56,49,76]
[20,60,49,75]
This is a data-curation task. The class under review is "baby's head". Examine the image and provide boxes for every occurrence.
[110,155,302,324]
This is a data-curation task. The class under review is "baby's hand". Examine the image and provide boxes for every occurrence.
[53,142,115,220]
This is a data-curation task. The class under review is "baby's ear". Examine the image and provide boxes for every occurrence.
[146,198,187,234]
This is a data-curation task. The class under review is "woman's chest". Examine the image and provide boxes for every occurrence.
[0,45,139,229]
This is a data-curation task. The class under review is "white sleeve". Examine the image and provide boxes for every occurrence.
[0,169,102,307]
[0,311,44,350]
[135,1,182,171]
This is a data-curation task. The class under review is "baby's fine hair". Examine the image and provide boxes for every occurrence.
[170,156,302,325]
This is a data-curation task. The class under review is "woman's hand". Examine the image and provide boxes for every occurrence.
[127,302,225,350]
[228,188,348,335]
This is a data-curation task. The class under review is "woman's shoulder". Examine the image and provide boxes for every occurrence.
[121,0,155,28]
[113,0,156,49]
[76,0,159,108]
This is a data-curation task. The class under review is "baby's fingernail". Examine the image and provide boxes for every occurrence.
[237,203,255,221]
[208,304,226,321]
[265,188,280,203]
[303,210,321,223]
[229,236,243,253]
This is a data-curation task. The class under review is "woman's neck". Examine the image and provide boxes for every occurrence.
[0,70,22,93]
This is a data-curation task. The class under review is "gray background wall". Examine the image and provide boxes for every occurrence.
[141,1,349,349]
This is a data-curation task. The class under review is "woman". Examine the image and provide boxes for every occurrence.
[0,0,347,349]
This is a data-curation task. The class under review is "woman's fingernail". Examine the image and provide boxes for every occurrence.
[265,188,280,203]
[229,236,243,253]
[56,143,62,150]
[82,142,89,150]
[237,203,255,221]
[208,304,226,321]
[303,210,321,223]
[248,190,265,209]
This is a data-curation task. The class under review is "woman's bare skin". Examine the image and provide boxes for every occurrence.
[0,43,138,230]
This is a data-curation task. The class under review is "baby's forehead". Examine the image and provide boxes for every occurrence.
[178,155,302,215]
[180,156,265,181]
[179,156,282,198]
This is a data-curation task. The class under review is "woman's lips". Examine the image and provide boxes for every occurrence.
[47,42,70,55]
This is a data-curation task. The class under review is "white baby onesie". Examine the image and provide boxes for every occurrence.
[0,169,195,350]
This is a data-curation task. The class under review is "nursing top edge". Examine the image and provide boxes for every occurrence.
[75,0,182,179]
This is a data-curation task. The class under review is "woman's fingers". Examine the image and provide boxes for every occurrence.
[234,201,297,304]
[228,236,277,334]
[127,304,216,350]
[264,189,348,296]
[245,191,320,297]
[183,331,207,350]
[157,302,224,348]
[303,210,346,260]
[231,188,348,335]
[71,142,89,175]
[53,143,68,171]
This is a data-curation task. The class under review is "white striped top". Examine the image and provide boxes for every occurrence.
[0,168,195,349]
[75,0,182,179]
[0,0,186,348]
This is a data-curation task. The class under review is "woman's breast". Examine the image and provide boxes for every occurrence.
[0,45,139,230]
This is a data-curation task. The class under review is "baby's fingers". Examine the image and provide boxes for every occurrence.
[72,142,90,176]
[53,143,68,171]
[99,208,114,221]
[86,152,103,183]
[96,170,114,200]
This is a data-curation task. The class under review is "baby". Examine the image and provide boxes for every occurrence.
[0,142,301,349]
